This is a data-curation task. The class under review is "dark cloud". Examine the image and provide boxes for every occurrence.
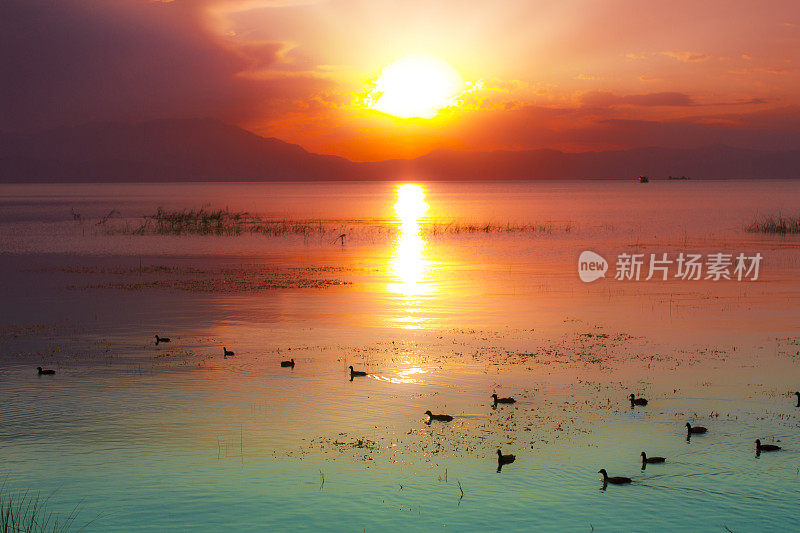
[458,104,800,152]
[581,91,696,107]
[0,0,320,132]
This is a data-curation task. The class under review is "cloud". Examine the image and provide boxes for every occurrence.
[0,0,327,132]
[581,91,696,107]
[663,51,710,62]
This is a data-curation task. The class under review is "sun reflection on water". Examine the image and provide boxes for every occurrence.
[388,183,435,328]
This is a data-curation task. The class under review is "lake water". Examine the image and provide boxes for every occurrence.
[1,180,799,531]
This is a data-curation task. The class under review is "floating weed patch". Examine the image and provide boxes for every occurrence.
[745,214,800,234]
[96,207,575,238]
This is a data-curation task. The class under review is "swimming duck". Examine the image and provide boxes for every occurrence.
[640,452,666,464]
[685,422,707,435]
[598,469,631,485]
[425,410,453,422]
[349,366,367,377]
[755,439,781,452]
[154,335,170,345]
[629,393,648,406]
[492,393,516,404]
[223,347,235,358]
[497,449,516,466]
[36,367,55,375]
[280,358,295,368]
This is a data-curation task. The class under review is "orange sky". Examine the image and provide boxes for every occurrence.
[3,0,800,160]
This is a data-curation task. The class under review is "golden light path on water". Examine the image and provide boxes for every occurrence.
[388,183,435,335]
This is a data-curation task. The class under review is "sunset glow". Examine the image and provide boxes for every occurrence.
[389,184,433,327]
[365,54,465,118]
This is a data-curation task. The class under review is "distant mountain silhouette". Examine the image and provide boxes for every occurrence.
[0,118,355,181]
[1,118,798,181]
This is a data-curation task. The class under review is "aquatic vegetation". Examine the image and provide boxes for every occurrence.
[745,214,800,234]
[0,485,88,533]
[97,207,575,238]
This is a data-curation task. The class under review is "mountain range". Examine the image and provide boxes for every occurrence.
[1,118,798,181]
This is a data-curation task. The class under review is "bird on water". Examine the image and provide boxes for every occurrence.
[425,410,453,422]
[349,365,367,378]
[640,452,666,464]
[37,367,55,375]
[492,393,516,405]
[629,393,648,406]
[598,469,631,485]
[280,358,295,368]
[755,439,781,453]
[685,422,707,435]
[155,335,170,345]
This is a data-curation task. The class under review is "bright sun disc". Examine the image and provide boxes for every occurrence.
[367,54,464,119]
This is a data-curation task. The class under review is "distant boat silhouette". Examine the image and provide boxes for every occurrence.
[37,366,55,375]
[280,358,295,368]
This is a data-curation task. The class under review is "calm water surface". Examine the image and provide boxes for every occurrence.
[1,180,799,531]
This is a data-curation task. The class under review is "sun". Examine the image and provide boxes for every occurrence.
[366,54,465,119]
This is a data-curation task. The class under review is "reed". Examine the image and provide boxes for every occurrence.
[104,208,575,237]
[745,214,800,234]
[0,484,85,533]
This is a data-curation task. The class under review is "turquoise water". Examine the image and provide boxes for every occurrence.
[1,180,799,531]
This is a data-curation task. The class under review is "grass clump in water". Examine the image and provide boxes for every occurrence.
[0,484,88,532]
[745,214,800,234]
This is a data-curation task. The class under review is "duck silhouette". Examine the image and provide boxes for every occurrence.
[154,335,170,345]
[280,358,295,368]
[349,366,367,380]
[685,422,707,441]
[755,439,781,454]
[223,347,235,358]
[640,452,666,468]
[685,422,707,435]
[496,449,516,472]
[36,366,55,375]
[598,469,631,486]
[492,393,516,405]
[629,393,648,407]
[425,410,453,422]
